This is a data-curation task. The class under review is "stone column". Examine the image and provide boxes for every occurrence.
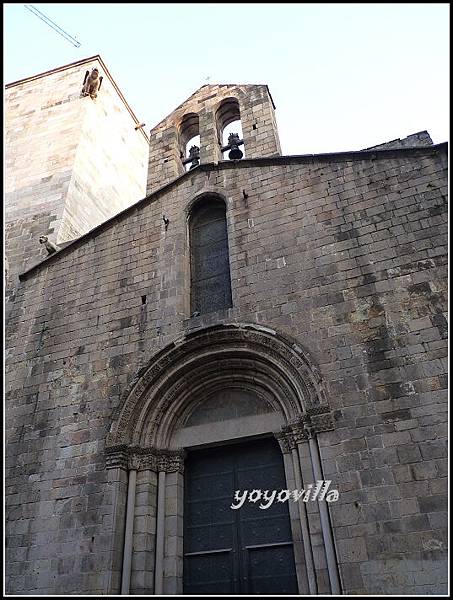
[154,449,185,595]
[275,429,317,595]
[295,408,342,595]
[199,107,220,165]
[147,123,182,195]
[308,433,341,595]
[291,446,318,593]
[163,451,185,594]
[238,85,281,159]
[105,446,186,595]
[121,456,140,595]
[130,467,158,594]
[104,448,129,594]
[154,469,166,595]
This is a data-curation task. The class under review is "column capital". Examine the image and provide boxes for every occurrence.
[105,444,129,470]
[277,406,335,447]
[156,449,186,473]
[105,444,186,473]
[274,427,296,453]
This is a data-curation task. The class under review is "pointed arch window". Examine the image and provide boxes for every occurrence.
[189,197,232,315]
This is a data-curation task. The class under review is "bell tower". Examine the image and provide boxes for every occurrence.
[146,83,281,195]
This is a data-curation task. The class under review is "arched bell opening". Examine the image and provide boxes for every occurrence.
[215,98,245,160]
[179,113,200,171]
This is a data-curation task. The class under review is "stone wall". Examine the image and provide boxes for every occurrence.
[5,143,448,594]
[5,64,83,281]
[5,56,149,313]
[363,130,433,151]
[61,61,149,243]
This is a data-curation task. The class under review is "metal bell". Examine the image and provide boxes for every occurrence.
[227,133,243,160]
[228,145,243,160]
[188,145,200,169]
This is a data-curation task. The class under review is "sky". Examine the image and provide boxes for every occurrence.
[4,3,449,155]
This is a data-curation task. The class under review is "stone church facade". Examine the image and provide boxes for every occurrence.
[5,56,448,595]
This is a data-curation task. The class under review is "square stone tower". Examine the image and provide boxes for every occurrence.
[5,55,149,292]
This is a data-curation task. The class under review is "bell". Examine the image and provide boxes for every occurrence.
[228,146,243,160]
[188,145,200,169]
[227,132,243,160]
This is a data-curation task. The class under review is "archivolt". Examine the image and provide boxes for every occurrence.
[106,323,329,450]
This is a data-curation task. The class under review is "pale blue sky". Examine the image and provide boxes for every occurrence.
[4,3,449,154]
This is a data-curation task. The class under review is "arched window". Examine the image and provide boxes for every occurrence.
[189,197,232,315]
[216,98,245,160]
[179,113,200,171]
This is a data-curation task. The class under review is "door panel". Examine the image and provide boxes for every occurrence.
[184,551,235,595]
[183,438,298,595]
[246,543,299,595]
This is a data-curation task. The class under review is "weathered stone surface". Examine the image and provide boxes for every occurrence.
[146,83,281,195]
[4,61,448,595]
[5,55,148,319]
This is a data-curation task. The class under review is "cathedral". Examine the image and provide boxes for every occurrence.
[5,55,448,595]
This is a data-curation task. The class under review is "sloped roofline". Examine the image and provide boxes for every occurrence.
[18,142,447,282]
[5,55,149,143]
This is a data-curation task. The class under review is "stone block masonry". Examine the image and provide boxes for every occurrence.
[5,56,149,318]
[5,139,447,594]
[146,83,281,196]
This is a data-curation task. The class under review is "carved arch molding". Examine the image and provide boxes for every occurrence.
[105,323,335,470]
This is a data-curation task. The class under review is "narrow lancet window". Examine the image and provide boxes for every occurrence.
[189,197,232,315]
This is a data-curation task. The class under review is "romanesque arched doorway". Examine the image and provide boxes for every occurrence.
[104,323,341,595]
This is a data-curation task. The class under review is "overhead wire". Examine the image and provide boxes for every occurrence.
[24,4,81,48]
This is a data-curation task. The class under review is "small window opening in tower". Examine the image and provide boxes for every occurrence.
[179,113,200,171]
[216,98,245,161]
